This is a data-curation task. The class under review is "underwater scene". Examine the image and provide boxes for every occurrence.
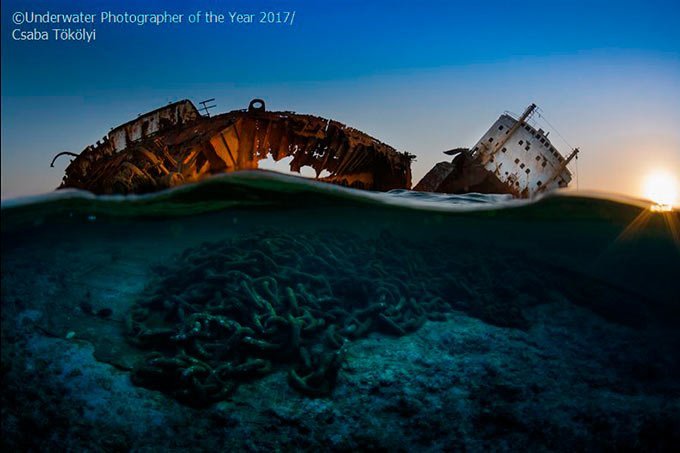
[2,171,679,451]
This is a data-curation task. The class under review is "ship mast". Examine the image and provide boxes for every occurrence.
[481,103,537,161]
[537,147,580,193]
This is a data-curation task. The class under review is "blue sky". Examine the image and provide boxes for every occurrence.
[2,0,679,199]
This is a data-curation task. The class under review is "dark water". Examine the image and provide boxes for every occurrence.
[2,171,679,450]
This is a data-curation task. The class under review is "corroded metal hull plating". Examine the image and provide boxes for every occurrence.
[57,99,414,194]
[414,152,514,196]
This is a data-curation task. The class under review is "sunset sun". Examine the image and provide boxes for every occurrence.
[643,170,678,208]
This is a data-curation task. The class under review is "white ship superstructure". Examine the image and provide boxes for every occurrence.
[470,104,578,197]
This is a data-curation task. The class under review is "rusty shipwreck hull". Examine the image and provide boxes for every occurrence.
[413,150,518,196]
[56,99,414,194]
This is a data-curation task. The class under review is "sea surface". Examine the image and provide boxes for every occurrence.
[2,171,679,451]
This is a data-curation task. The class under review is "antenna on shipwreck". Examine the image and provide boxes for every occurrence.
[199,98,217,117]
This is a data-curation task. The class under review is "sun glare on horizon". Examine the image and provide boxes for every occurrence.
[642,169,678,208]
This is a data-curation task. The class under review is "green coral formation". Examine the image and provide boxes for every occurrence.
[126,229,573,406]
[126,230,456,406]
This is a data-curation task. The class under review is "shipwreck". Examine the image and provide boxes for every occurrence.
[52,99,577,198]
[414,104,579,198]
[53,99,415,194]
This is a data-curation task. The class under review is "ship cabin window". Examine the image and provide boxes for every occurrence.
[542,161,547,168]
[502,147,507,153]
[540,138,545,144]
[535,156,541,161]
[537,181,542,187]
[525,125,531,131]
[544,142,549,147]
[514,158,520,164]
[525,168,531,174]
[489,157,494,163]
[519,140,524,145]
[525,146,530,151]
[488,137,494,142]
[520,163,526,169]
[498,125,504,130]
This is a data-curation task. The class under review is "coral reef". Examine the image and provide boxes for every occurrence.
[126,230,452,405]
[4,304,679,451]
[127,228,627,406]
[3,194,679,448]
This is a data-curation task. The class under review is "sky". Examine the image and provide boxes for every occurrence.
[2,0,679,201]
